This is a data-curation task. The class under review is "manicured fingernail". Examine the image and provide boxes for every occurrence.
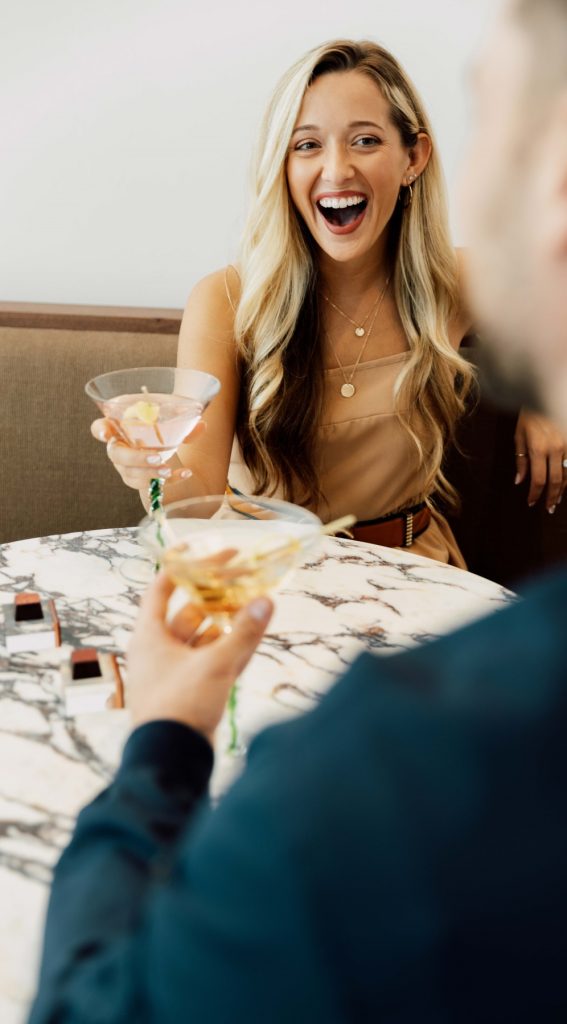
[514,473,521,486]
[146,454,161,465]
[107,437,117,450]
[180,469,192,479]
[97,427,109,441]
[247,597,271,622]
[157,467,172,479]
[548,506,557,515]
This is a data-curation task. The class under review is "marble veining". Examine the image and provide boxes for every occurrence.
[0,527,513,1023]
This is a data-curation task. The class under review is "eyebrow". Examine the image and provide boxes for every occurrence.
[292,120,385,136]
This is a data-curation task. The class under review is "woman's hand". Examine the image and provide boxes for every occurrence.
[514,410,567,513]
[90,417,205,493]
[127,573,273,741]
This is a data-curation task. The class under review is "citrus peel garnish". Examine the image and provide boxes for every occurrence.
[123,400,160,425]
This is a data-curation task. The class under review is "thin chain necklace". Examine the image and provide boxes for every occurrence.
[327,276,390,398]
[322,284,382,338]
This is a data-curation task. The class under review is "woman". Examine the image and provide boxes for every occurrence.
[94,40,566,565]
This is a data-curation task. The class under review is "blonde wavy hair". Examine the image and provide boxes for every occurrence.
[235,39,475,510]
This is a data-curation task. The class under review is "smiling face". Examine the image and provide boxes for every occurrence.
[286,70,430,267]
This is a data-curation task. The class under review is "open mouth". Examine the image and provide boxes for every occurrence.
[316,195,368,228]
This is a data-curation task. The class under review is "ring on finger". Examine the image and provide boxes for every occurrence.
[516,452,528,458]
[563,458,567,470]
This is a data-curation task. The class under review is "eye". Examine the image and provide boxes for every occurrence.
[293,140,320,152]
[353,135,381,148]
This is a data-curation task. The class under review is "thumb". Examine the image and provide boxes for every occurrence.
[214,596,274,677]
[135,572,175,638]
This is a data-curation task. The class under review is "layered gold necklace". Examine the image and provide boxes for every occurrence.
[322,286,383,337]
[325,277,391,398]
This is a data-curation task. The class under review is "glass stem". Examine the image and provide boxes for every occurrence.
[149,477,165,569]
[227,681,239,754]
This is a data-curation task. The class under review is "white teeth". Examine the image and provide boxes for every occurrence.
[318,195,366,209]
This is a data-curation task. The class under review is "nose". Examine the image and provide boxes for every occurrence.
[321,142,355,186]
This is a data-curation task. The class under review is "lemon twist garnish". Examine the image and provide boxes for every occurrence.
[123,400,160,425]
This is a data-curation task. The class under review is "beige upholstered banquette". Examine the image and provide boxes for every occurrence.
[0,303,179,544]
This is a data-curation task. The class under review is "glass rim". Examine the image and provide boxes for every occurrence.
[139,493,322,530]
[84,366,221,402]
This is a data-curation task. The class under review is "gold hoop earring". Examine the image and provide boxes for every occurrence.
[403,174,416,208]
[399,182,414,208]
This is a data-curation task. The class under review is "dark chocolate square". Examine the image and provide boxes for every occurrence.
[15,593,44,622]
[71,649,102,680]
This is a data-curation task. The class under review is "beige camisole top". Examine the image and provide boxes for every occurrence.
[230,351,465,567]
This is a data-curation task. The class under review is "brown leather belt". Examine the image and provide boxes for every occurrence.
[346,502,431,548]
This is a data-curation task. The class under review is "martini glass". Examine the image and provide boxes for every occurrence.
[85,367,220,579]
[139,493,322,753]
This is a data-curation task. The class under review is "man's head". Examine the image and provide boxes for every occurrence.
[461,0,567,425]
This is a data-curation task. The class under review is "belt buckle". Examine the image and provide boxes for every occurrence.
[403,511,414,547]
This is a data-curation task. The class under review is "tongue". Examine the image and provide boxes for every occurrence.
[320,202,365,227]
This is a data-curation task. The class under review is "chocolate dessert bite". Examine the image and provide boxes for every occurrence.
[14,592,44,622]
[71,648,103,680]
[3,594,61,653]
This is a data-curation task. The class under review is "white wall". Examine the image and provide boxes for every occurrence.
[0,0,494,308]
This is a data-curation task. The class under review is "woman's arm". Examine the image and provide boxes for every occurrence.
[453,249,567,511]
[175,266,242,497]
[91,267,241,509]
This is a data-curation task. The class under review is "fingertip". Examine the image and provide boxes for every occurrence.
[172,468,192,481]
[245,596,274,626]
[228,597,273,640]
[153,570,175,596]
[91,419,110,442]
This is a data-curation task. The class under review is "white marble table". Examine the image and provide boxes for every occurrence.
[0,527,513,1024]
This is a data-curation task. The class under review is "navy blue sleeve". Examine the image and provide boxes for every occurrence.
[27,714,340,1024]
[28,720,214,1023]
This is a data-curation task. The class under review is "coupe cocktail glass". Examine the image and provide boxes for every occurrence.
[139,492,322,753]
[85,367,220,578]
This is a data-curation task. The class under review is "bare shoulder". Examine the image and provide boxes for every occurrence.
[184,266,241,323]
[449,247,474,349]
[178,266,241,366]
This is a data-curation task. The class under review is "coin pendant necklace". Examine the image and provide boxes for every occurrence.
[327,276,390,398]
